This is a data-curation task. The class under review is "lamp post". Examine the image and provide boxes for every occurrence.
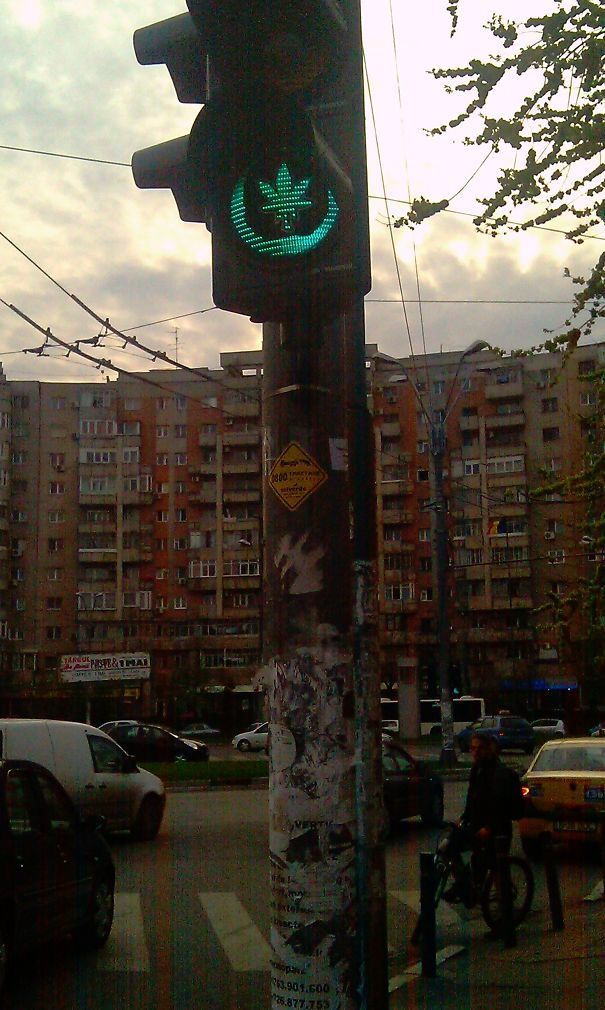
[380,340,491,765]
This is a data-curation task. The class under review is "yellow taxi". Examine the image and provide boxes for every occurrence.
[519,738,605,858]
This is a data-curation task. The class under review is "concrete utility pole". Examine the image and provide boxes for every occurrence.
[430,422,457,766]
[262,314,387,1010]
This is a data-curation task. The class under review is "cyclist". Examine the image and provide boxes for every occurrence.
[443,731,515,904]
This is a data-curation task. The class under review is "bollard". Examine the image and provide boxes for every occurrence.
[541,831,564,930]
[599,814,605,900]
[494,836,516,947]
[419,852,437,978]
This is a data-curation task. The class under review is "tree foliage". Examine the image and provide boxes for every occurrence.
[396,1,605,347]
[403,2,605,701]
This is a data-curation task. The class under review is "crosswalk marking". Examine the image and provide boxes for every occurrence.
[199,892,272,971]
[96,893,150,972]
[388,945,466,992]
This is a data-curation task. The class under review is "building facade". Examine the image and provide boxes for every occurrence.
[0,342,601,729]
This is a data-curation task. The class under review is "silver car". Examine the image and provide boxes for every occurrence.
[232,722,269,752]
[531,718,566,740]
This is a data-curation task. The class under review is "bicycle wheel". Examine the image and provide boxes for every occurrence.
[481,856,534,931]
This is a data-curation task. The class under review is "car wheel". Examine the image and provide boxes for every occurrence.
[75,875,114,950]
[237,739,251,752]
[421,788,444,827]
[131,794,164,841]
[521,837,543,861]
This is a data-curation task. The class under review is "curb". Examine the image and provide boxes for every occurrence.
[166,777,269,792]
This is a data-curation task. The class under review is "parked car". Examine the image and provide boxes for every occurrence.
[531,718,566,741]
[0,719,166,841]
[519,737,605,857]
[179,721,221,741]
[232,722,269,752]
[97,719,141,733]
[108,722,209,763]
[382,739,444,833]
[0,758,115,994]
[456,715,535,754]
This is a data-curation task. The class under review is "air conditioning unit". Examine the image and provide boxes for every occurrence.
[544,531,555,540]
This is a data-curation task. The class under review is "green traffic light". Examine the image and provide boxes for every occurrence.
[230,162,339,258]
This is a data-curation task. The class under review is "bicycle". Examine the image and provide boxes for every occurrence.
[411,821,535,944]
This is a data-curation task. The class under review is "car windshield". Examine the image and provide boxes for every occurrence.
[532,744,605,773]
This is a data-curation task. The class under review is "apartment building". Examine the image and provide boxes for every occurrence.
[0,341,601,726]
[371,341,603,718]
[3,351,263,726]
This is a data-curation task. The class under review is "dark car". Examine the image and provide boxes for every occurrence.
[0,758,115,994]
[108,723,209,763]
[382,740,444,833]
[456,715,535,754]
[179,721,221,742]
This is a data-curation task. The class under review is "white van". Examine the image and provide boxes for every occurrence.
[0,719,165,840]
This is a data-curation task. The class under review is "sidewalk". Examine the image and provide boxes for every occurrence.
[388,887,605,1009]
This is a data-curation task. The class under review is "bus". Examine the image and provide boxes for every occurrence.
[380,696,486,737]
[420,696,486,738]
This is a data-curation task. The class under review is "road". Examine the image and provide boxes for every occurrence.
[4,784,602,1010]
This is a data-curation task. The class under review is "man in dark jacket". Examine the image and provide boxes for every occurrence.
[443,731,513,903]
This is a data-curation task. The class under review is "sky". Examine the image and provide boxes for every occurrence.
[0,0,602,384]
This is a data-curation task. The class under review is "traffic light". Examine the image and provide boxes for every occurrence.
[132,1,370,324]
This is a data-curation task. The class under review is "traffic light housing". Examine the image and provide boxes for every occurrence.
[132,2,370,324]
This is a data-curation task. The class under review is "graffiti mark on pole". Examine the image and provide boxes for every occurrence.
[269,442,328,511]
[275,532,325,594]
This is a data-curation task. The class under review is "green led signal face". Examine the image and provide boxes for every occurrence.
[230,162,339,258]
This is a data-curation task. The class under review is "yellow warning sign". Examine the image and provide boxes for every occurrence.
[268,442,328,511]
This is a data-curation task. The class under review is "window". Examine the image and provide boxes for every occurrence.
[12,450,28,464]
[123,398,141,411]
[6,770,39,835]
[189,560,217,578]
[420,556,432,572]
[420,588,433,601]
[384,554,412,571]
[88,735,127,773]
[48,538,64,553]
[48,481,65,495]
[418,528,431,542]
[176,508,187,522]
[122,447,140,463]
[46,626,62,640]
[156,453,169,465]
[156,511,169,523]
[80,419,117,436]
[175,395,187,412]
[175,480,186,493]
[173,537,187,550]
[174,424,187,438]
[156,425,169,438]
[580,390,597,406]
[384,583,414,602]
[547,549,566,565]
[174,452,188,465]
[546,519,564,534]
[46,597,62,610]
[48,510,64,523]
[542,427,560,442]
[155,538,168,552]
[453,519,481,538]
[416,469,429,482]
[223,559,260,577]
[173,597,187,610]
[433,380,445,395]
[50,452,66,468]
[80,476,115,494]
[486,456,524,474]
[47,568,62,581]
[541,398,558,413]
[417,440,429,454]
[578,359,596,376]
[384,526,403,542]
[11,510,27,523]
[13,395,30,410]
[464,461,480,475]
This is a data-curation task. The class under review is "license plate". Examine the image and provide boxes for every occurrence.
[554,820,597,833]
[585,787,605,802]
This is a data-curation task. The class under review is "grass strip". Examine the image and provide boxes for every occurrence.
[139,759,269,784]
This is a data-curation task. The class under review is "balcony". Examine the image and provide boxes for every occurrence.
[485,411,526,429]
[189,485,218,504]
[380,420,401,438]
[199,431,218,447]
[491,595,533,610]
[223,430,260,448]
[381,479,413,497]
[223,488,260,504]
[382,509,413,525]
[486,442,526,458]
[485,380,524,399]
[78,547,117,562]
[223,460,259,475]
[382,600,417,614]
[459,415,479,431]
